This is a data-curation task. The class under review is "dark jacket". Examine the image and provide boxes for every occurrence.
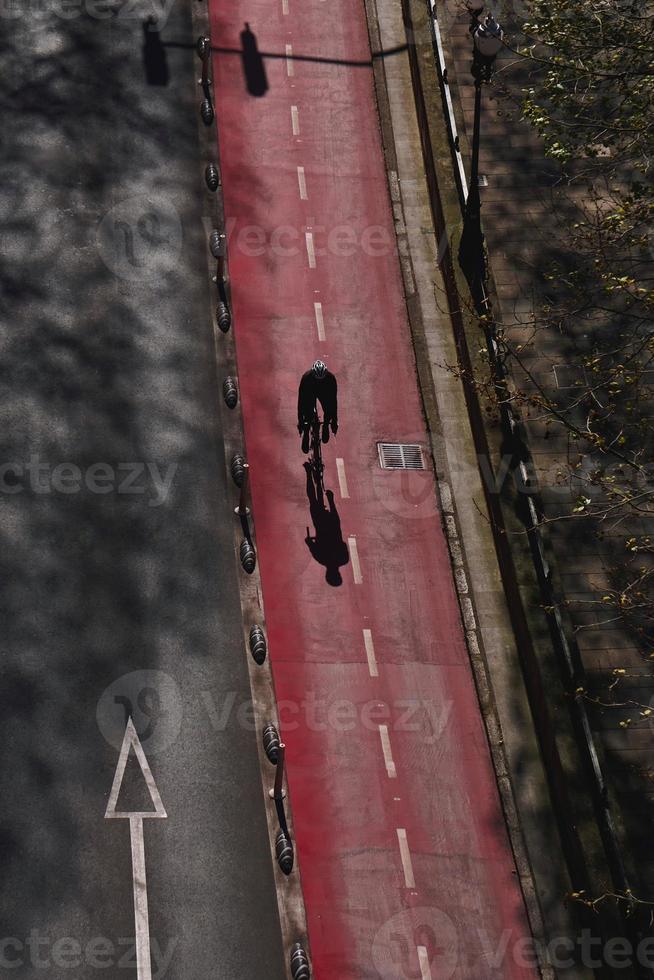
[297,370,338,426]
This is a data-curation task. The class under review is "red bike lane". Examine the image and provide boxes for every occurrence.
[208,2,539,977]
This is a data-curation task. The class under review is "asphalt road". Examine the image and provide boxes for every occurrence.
[0,3,285,978]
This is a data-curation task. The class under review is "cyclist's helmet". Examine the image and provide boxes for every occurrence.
[312,359,327,380]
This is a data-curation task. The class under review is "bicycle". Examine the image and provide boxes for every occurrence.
[307,411,324,494]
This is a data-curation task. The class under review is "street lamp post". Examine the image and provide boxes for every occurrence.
[458,10,503,307]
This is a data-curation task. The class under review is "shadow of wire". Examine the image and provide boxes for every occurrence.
[163,39,409,69]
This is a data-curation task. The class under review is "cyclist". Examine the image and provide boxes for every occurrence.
[297,360,338,453]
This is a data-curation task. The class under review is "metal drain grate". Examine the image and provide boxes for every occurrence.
[377,443,425,470]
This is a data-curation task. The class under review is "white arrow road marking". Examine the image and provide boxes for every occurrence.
[105,717,167,819]
[130,815,153,980]
[105,719,167,980]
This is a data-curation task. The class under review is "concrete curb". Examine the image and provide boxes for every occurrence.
[190,7,311,978]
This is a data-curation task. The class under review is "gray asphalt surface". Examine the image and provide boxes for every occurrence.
[0,2,286,977]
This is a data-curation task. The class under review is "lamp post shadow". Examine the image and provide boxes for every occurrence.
[457,76,487,309]
[240,23,269,97]
[142,18,169,87]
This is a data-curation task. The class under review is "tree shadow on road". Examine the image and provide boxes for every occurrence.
[0,1,280,955]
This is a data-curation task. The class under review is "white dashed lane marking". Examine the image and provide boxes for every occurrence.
[305,231,316,269]
[285,43,294,76]
[417,947,432,979]
[297,166,308,200]
[363,629,378,677]
[314,301,325,341]
[291,105,300,135]
[348,536,362,584]
[378,725,397,778]
[396,828,416,888]
[336,457,349,497]
[282,0,289,12]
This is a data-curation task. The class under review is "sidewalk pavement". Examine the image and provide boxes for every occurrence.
[440,0,654,941]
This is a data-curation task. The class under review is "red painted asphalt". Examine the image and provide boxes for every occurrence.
[209,2,538,977]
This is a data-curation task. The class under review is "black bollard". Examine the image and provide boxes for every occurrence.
[275,829,294,875]
[200,98,214,125]
[249,624,267,664]
[290,943,311,980]
[223,376,238,409]
[216,301,231,333]
[240,539,256,574]
[205,162,220,191]
[263,723,281,764]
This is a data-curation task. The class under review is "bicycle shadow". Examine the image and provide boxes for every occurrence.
[304,462,349,587]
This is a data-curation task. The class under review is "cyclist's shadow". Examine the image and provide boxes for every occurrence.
[304,463,350,587]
